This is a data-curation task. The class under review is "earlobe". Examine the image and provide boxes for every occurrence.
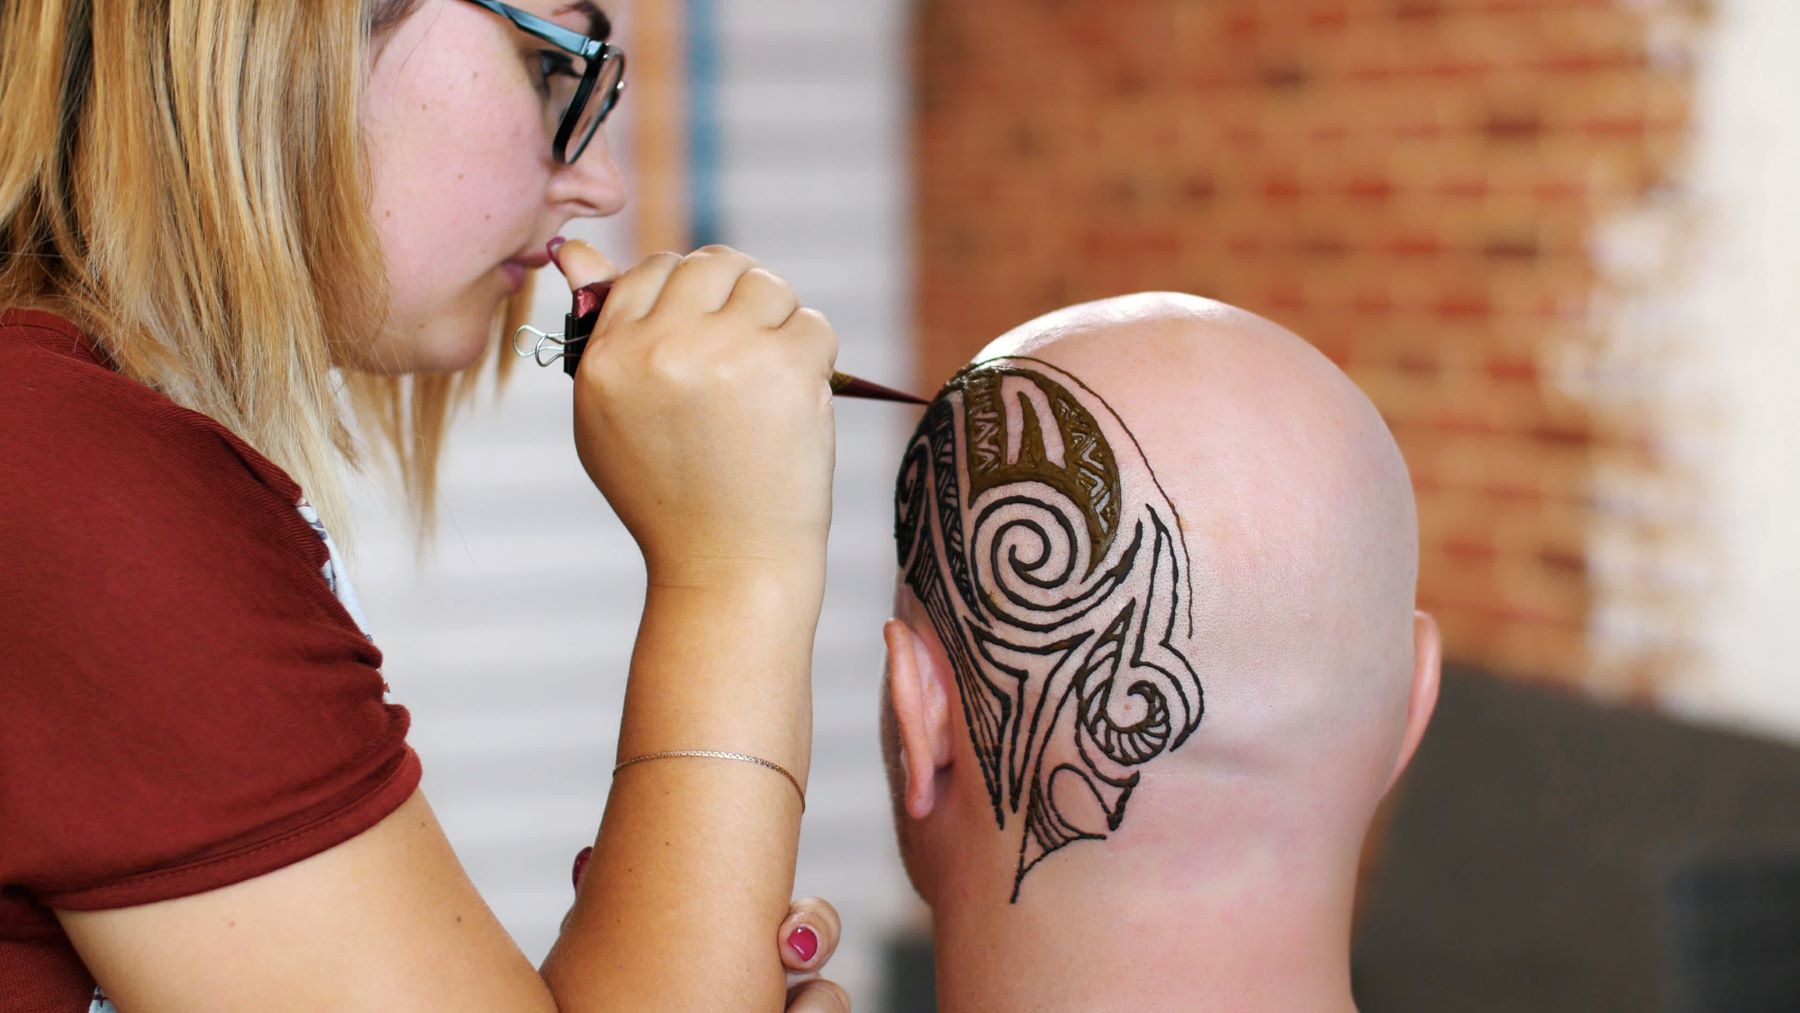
[1384,610,1443,795]
[884,618,950,819]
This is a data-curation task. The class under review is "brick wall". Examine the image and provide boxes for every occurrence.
[913,0,1704,685]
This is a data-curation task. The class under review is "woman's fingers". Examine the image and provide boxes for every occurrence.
[724,267,801,329]
[652,244,762,317]
[779,897,841,974]
[549,238,617,292]
[779,307,840,374]
[785,978,852,1013]
[592,251,682,334]
[568,241,837,587]
[551,239,681,345]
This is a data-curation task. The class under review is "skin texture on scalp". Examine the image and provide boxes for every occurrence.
[883,292,1434,1012]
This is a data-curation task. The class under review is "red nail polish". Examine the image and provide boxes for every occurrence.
[787,925,819,963]
[571,845,592,890]
[547,236,568,267]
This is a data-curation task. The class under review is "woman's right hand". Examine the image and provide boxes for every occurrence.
[553,241,839,590]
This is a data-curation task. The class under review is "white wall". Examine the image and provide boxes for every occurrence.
[1656,1,1800,741]
[346,0,918,1002]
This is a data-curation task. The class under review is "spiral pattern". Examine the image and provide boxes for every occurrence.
[894,356,1204,900]
[1083,681,1171,767]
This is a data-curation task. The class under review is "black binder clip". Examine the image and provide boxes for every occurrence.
[511,280,613,378]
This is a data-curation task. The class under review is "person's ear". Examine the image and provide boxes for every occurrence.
[1384,610,1443,795]
[883,618,954,819]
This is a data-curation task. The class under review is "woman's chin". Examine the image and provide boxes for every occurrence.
[407,328,493,374]
[349,313,498,376]
[338,332,489,376]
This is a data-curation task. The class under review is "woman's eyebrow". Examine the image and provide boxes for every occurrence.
[553,1,611,40]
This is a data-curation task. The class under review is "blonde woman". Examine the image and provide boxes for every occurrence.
[0,2,849,1010]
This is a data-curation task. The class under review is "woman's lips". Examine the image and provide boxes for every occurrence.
[500,252,551,295]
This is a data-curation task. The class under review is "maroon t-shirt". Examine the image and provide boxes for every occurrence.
[0,310,422,1011]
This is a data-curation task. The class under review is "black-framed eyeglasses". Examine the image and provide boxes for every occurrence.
[457,0,626,164]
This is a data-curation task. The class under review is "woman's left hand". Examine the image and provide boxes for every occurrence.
[781,896,849,1011]
[572,847,847,1009]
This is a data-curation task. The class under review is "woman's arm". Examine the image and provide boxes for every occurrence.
[60,243,841,1011]
[542,574,819,1009]
[60,792,559,1011]
[541,241,838,1008]
[61,790,849,1011]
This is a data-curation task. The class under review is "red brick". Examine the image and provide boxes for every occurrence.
[1262,176,1305,202]
[1531,423,1594,448]
[1352,290,1395,317]
[1538,546,1587,577]
[1344,175,1397,202]
[1445,535,1499,563]
[1485,355,1540,383]
[1483,237,1543,262]
[1435,293,1494,320]
[1389,234,1446,258]
[1481,481,1542,505]
[1307,6,1350,32]
[1484,110,1545,141]
[1438,178,1492,200]
[1224,11,1260,38]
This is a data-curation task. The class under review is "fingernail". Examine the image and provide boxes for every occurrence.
[787,925,819,963]
[547,236,568,267]
[571,845,592,890]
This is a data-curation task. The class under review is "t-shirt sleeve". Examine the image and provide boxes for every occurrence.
[0,343,421,911]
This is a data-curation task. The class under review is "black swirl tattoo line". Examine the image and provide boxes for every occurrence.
[895,357,1204,901]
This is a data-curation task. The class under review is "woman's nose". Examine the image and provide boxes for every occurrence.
[552,131,628,218]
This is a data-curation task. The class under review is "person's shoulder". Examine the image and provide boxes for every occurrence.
[0,310,306,513]
[0,310,330,606]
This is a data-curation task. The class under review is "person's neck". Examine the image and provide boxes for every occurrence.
[927,843,1359,1012]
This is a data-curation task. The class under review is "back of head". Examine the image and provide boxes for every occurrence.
[883,293,1437,921]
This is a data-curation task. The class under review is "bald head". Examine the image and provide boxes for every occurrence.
[883,293,1436,910]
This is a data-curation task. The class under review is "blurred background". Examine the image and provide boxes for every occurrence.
[347,0,1800,1009]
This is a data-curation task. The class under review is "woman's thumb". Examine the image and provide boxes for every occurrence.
[548,237,617,291]
[784,979,851,1013]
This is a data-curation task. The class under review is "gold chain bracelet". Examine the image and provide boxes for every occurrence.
[613,750,806,812]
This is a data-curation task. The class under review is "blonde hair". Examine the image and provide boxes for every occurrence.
[0,0,526,542]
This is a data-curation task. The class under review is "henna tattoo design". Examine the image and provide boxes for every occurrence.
[895,357,1203,901]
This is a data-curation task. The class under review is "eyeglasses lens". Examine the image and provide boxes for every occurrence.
[565,53,623,162]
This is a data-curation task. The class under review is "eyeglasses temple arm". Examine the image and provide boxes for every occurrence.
[461,0,604,58]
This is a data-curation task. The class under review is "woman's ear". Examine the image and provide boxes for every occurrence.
[883,618,955,819]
